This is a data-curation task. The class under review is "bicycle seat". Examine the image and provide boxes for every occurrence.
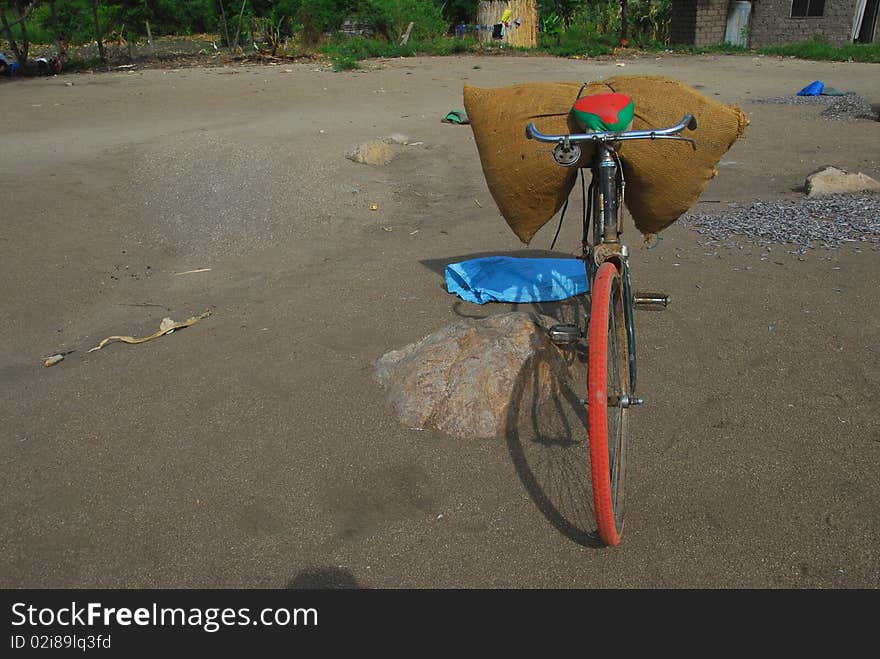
[572,93,634,132]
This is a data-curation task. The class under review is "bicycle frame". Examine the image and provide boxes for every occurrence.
[527,112,697,396]
[586,141,638,394]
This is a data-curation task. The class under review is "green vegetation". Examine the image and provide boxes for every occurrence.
[322,34,477,69]
[758,38,880,63]
[655,38,880,63]
[54,54,103,70]
[656,42,751,55]
[2,1,878,72]
[538,0,670,48]
[538,27,616,58]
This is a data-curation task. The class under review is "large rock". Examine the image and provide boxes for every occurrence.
[805,166,880,197]
[373,312,577,439]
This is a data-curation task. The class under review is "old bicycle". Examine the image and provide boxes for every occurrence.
[526,88,697,546]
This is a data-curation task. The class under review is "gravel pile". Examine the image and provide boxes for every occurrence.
[681,194,880,252]
[755,95,835,107]
[820,94,878,121]
[755,93,878,121]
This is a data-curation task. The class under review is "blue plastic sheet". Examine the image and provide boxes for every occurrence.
[797,80,825,96]
[445,256,589,305]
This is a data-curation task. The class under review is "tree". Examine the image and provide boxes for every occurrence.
[231,0,247,49]
[218,0,232,46]
[0,0,40,64]
[91,0,105,65]
[47,0,63,56]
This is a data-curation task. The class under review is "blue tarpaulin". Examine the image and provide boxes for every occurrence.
[797,80,824,96]
[445,256,589,305]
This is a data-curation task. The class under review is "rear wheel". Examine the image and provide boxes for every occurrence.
[588,261,630,546]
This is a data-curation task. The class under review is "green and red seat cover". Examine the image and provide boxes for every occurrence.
[572,92,634,132]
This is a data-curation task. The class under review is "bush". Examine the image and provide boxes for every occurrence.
[299,0,367,44]
[332,53,361,70]
[322,35,390,60]
[426,34,474,55]
[538,26,616,57]
[371,0,447,42]
[11,4,54,45]
[25,0,220,45]
[540,0,671,48]
[628,0,670,45]
[26,0,84,45]
[321,34,476,69]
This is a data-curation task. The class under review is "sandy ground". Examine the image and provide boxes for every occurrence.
[1,52,878,588]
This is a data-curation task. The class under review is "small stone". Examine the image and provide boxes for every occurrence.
[43,354,65,367]
[345,140,393,166]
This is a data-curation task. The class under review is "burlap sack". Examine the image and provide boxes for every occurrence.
[463,82,584,244]
[595,76,750,234]
[464,76,749,242]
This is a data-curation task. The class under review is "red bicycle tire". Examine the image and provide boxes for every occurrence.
[588,261,629,546]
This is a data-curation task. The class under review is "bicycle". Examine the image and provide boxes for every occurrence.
[526,86,697,546]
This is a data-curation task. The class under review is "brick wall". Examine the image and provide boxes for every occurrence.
[749,0,859,46]
[671,0,869,47]
[672,0,732,46]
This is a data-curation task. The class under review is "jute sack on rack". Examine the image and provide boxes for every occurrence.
[463,82,585,245]
[594,75,750,235]
[463,76,749,242]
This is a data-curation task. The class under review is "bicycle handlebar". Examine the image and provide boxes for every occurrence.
[526,114,698,147]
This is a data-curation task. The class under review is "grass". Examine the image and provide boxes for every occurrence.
[537,29,617,58]
[757,39,880,63]
[657,38,880,63]
[331,54,360,71]
[321,32,877,69]
[654,42,751,55]
[322,31,619,68]
[58,56,106,72]
[320,35,478,70]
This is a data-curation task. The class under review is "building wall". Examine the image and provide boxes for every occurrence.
[671,0,872,47]
[671,0,731,46]
[749,0,859,47]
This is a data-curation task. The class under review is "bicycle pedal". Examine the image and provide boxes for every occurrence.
[548,324,582,345]
[633,291,669,310]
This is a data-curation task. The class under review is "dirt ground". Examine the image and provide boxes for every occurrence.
[1,52,878,588]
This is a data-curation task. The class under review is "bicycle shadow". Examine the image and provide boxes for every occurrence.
[420,250,603,547]
[502,297,606,549]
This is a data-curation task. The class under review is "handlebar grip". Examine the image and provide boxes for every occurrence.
[686,115,698,131]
